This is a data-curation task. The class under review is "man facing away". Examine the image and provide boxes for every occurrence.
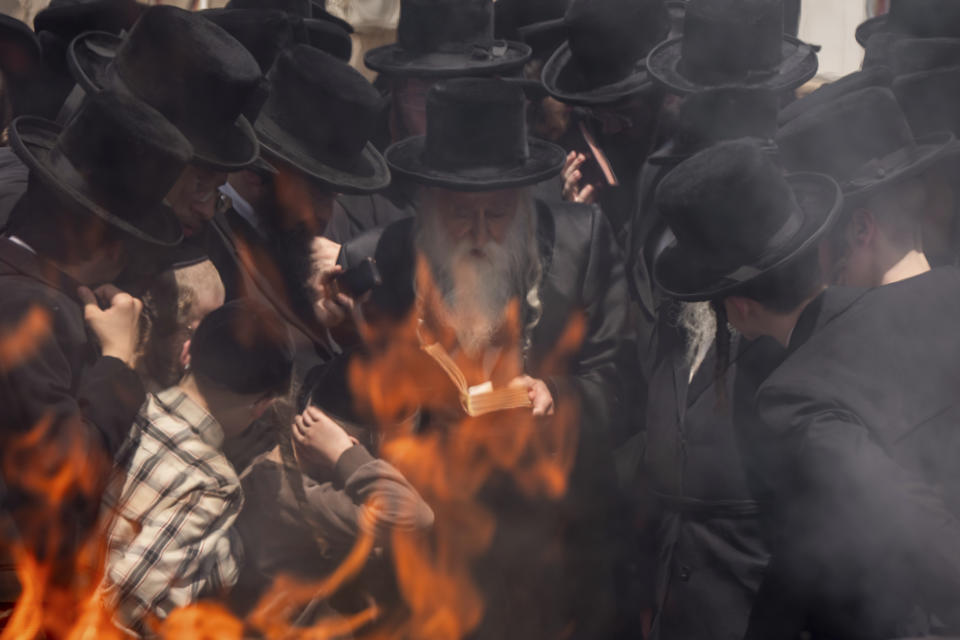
[653,139,960,639]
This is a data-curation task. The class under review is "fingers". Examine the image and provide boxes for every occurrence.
[576,184,596,204]
[77,286,97,308]
[94,284,123,303]
[319,264,344,286]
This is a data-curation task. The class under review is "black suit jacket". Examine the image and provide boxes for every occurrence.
[340,199,635,638]
[644,308,784,640]
[0,238,145,602]
[746,267,960,639]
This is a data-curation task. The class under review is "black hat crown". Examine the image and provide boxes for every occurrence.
[201,9,301,72]
[34,0,144,40]
[670,88,779,158]
[256,44,388,185]
[889,37,960,75]
[658,139,804,274]
[397,0,496,54]
[885,0,960,38]
[110,6,265,144]
[229,0,312,17]
[423,78,528,172]
[679,0,787,85]
[777,86,923,188]
[893,66,960,137]
[564,0,669,88]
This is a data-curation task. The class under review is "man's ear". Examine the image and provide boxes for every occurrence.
[179,339,191,370]
[724,296,753,326]
[250,396,275,421]
[847,208,876,248]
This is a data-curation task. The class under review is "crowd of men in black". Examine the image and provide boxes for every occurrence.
[0,0,959,637]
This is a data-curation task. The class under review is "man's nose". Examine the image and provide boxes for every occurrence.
[470,211,488,246]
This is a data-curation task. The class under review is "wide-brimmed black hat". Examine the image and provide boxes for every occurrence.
[67,5,265,171]
[540,0,670,105]
[34,0,144,39]
[649,87,779,166]
[893,66,960,138]
[856,0,960,47]
[9,91,189,247]
[226,0,353,33]
[255,45,389,194]
[777,86,959,202]
[201,8,352,71]
[653,139,842,301]
[387,77,566,190]
[0,16,79,120]
[365,0,531,78]
[647,0,818,95]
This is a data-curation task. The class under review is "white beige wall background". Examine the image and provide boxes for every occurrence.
[798,0,868,78]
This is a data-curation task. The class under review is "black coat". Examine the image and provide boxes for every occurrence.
[0,238,145,602]
[745,267,960,639]
[340,198,636,638]
[643,304,783,640]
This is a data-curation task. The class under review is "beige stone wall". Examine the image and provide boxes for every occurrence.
[798,0,868,78]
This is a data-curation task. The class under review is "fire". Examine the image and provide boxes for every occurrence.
[0,251,584,640]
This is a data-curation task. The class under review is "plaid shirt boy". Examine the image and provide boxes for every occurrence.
[100,388,243,634]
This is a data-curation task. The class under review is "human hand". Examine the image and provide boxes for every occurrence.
[561,151,597,204]
[78,284,143,368]
[312,264,358,329]
[292,406,356,467]
[508,375,556,417]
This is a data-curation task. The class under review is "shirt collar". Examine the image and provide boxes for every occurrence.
[155,387,226,450]
[219,181,263,235]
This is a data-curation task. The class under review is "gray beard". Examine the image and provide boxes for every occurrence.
[415,201,534,356]
[676,301,716,381]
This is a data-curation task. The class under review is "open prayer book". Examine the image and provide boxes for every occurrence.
[421,342,533,417]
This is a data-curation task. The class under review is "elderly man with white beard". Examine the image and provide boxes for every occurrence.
[331,77,635,639]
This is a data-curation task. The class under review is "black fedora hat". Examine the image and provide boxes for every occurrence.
[647,0,818,95]
[653,139,842,301]
[226,0,354,34]
[494,0,569,62]
[386,77,566,190]
[67,5,265,171]
[365,0,531,78]
[9,91,189,246]
[255,45,389,194]
[649,87,779,166]
[856,0,960,47]
[777,86,958,202]
[777,66,892,125]
[893,66,960,138]
[34,0,145,39]
[860,31,903,70]
[540,0,670,105]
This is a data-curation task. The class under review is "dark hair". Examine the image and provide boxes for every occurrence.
[7,179,127,265]
[733,247,823,314]
[189,299,294,398]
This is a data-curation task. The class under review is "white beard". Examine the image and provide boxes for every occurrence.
[676,301,716,382]
[416,198,534,356]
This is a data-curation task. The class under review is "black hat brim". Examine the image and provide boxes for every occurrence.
[68,30,261,172]
[842,132,960,202]
[9,116,183,247]
[255,113,390,194]
[646,35,819,95]
[541,41,658,106]
[310,1,354,33]
[653,172,842,301]
[855,15,896,48]
[364,40,531,78]
[385,135,565,191]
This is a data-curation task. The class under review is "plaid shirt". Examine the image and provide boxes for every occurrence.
[100,388,243,634]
